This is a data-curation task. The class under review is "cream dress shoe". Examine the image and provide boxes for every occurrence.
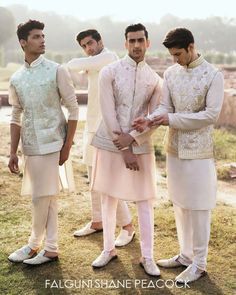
[157,255,189,268]
[92,251,118,268]
[73,222,103,237]
[115,229,135,247]
[140,257,161,277]
[175,264,206,283]
[8,245,37,263]
[23,250,58,265]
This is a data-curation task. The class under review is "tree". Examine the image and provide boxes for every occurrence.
[0,7,15,45]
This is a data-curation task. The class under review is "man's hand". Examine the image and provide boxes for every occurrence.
[150,114,169,127]
[59,144,71,166]
[113,131,134,150]
[8,154,19,174]
[132,117,151,132]
[121,149,139,171]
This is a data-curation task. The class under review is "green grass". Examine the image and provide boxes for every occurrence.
[0,121,235,294]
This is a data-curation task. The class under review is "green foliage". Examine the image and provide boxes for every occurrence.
[213,128,236,162]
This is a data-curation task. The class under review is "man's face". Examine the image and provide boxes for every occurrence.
[125,30,150,63]
[20,29,45,55]
[168,44,194,66]
[80,36,103,56]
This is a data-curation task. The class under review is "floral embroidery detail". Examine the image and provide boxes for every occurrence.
[166,60,218,159]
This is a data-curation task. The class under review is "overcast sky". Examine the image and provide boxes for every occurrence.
[1,0,236,22]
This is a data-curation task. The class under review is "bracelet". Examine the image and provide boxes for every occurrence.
[121,146,129,151]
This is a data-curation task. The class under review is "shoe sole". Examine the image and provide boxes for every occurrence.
[115,232,135,247]
[92,255,118,269]
[139,262,161,277]
[23,256,59,266]
[74,229,103,237]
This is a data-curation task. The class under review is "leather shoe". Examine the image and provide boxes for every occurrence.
[8,245,37,263]
[157,255,189,268]
[23,250,58,265]
[175,264,206,283]
[92,251,118,268]
[73,222,103,237]
[140,257,160,277]
[115,229,135,247]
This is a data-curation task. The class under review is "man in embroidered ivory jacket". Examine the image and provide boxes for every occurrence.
[7,20,79,265]
[90,23,162,277]
[67,30,134,246]
[132,28,224,283]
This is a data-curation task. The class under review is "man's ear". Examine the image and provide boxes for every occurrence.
[188,43,194,52]
[19,39,26,49]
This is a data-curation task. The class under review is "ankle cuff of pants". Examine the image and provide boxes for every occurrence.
[178,254,192,266]
[28,241,42,251]
[192,261,207,271]
[44,243,58,253]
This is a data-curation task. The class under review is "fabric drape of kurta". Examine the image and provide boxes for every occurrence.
[91,55,162,201]
[91,149,157,201]
[67,48,118,166]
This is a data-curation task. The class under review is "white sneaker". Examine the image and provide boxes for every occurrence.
[140,257,161,277]
[157,255,188,268]
[8,245,37,263]
[115,229,135,247]
[23,250,58,265]
[92,251,118,268]
[175,264,206,283]
[73,222,103,237]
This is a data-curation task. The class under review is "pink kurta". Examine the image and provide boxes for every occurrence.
[91,148,157,201]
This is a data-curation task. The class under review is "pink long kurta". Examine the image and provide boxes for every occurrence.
[91,55,162,201]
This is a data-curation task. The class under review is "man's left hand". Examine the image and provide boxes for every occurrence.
[150,114,169,127]
[59,144,71,165]
[113,131,134,150]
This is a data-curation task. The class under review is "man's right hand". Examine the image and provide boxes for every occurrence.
[8,154,19,174]
[132,117,151,132]
[121,149,139,171]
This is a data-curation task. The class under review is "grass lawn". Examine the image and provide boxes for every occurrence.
[0,123,235,294]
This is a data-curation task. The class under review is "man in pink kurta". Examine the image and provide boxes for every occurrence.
[90,23,162,277]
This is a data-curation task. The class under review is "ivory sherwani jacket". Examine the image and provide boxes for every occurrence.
[149,55,224,159]
[92,55,162,154]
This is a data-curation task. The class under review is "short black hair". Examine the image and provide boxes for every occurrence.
[76,29,101,45]
[17,19,44,41]
[163,28,194,51]
[125,23,148,40]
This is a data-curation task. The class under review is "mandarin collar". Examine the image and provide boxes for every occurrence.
[124,54,146,68]
[186,54,204,69]
[24,55,44,68]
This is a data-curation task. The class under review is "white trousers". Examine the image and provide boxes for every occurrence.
[88,166,131,226]
[101,194,154,259]
[28,196,58,252]
[174,204,211,270]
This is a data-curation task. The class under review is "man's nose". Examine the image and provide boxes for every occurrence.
[134,40,140,47]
